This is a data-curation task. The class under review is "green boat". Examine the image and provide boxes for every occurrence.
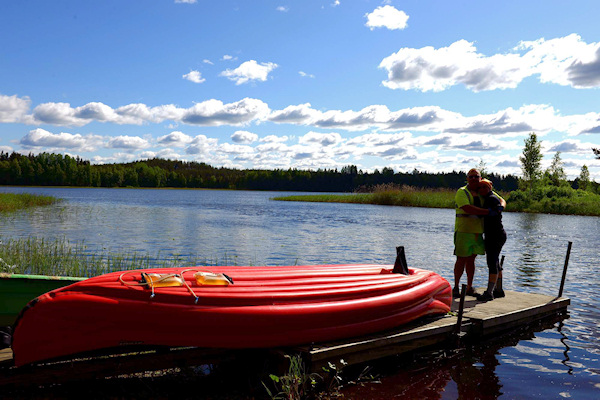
[0,273,87,327]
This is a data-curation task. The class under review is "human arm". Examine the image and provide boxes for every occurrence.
[493,191,506,208]
[460,204,491,215]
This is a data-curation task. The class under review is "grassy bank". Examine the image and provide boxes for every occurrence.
[273,183,600,217]
[274,186,456,208]
[0,192,59,212]
[0,236,239,277]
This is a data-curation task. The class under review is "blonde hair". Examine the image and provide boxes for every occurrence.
[479,178,493,190]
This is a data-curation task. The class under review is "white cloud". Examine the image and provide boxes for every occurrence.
[0,94,31,123]
[365,6,409,31]
[260,135,290,143]
[518,34,600,88]
[380,35,600,92]
[174,0,197,4]
[276,6,289,12]
[182,98,270,126]
[299,131,343,146]
[547,138,599,155]
[220,60,278,85]
[107,135,151,150]
[20,128,103,151]
[185,134,219,155]
[203,59,214,65]
[157,131,193,147]
[231,130,259,144]
[221,55,237,61]
[183,70,205,83]
[16,95,600,139]
[299,71,315,78]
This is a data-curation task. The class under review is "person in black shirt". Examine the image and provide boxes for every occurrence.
[476,179,507,301]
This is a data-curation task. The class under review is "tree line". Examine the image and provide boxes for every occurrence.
[0,151,520,192]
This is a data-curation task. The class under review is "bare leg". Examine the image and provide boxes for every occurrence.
[454,256,467,290]
[465,255,476,292]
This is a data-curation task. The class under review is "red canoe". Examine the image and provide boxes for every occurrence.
[11,264,451,366]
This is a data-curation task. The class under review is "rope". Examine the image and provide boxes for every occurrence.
[118,269,210,303]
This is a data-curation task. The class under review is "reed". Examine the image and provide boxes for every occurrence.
[0,193,59,212]
[273,184,457,209]
[0,236,239,277]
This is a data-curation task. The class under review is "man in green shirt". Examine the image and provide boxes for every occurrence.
[453,169,505,297]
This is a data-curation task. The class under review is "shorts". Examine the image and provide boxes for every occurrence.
[454,232,485,258]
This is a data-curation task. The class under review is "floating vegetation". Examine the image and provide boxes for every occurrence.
[0,193,59,212]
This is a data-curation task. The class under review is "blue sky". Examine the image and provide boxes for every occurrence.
[1,1,600,180]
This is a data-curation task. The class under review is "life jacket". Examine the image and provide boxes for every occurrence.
[455,186,483,233]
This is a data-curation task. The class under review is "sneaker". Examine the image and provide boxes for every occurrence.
[466,287,479,297]
[476,291,494,302]
[452,287,460,297]
[493,289,505,298]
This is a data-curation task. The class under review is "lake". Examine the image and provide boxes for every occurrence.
[1,186,599,398]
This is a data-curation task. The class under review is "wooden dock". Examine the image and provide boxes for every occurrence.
[302,289,569,370]
[0,289,569,388]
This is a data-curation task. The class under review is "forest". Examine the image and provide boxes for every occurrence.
[0,151,521,192]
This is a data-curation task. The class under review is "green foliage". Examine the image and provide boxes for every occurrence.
[519,132,543,190]
[507,184,600,215]
[262,354,322,400]
[277,184,600,216]
[0,151,521,192]
[578,165,590,190]
[546,152,567,187]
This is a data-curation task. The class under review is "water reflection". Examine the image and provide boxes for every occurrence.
[341,317,570,399]
[1,187,599,398]
[558,322,574,375]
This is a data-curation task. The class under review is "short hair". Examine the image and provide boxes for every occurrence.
[480,178,493,190]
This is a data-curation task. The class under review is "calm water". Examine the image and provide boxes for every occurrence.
[1,187,599,399]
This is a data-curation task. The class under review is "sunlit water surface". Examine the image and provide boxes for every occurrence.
[1,187,598,398]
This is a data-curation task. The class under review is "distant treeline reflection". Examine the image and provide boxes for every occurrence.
[1,151,520,192]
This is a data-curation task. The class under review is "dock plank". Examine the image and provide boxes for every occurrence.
[302,290,569,370]
[463,291,569,336]
[303,314,458,369]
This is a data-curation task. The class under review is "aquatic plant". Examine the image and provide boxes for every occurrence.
[263,354,322,400]
[0,193,59,212]
[0,236,239,277]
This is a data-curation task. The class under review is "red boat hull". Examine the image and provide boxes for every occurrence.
[12,264,451,366]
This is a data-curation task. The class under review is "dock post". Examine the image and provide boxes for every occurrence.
[454,284,467,337]
[558,241,572,298]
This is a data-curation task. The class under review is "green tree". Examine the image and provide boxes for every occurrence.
[519,132,543,190]
[578,165,590,191]
[593,148,600,159]
[547,151,566,186]
[476,159,488,178]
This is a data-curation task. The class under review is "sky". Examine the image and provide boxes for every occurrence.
[1,1,600,180]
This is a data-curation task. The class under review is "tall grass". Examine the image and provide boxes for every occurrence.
[0,236,239,277]
[0,193,59,212]
[273,184,456,209]
[274,183,600,216]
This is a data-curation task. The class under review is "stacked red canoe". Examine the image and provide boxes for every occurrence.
[11,264,452,366]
